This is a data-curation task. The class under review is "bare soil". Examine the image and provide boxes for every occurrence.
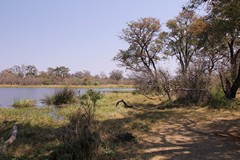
[117,108,240,160]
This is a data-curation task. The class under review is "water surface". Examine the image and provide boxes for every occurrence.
[0,87,134,108]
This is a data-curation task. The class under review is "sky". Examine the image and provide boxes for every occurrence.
[0,0,189,76]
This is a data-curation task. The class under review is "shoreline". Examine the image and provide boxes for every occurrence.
[0,84,134,89]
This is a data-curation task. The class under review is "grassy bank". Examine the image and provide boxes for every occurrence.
[0,93,240,159]
[0,84,134,89]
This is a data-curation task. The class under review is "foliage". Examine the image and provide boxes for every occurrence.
[114,17,162,74]
[12,99,36,108]
[80,89,102,110]
[114,17,172,98]
[109,69,124,81]
[1,92,239,159]
[10,65,38,78]
[47,66,70,79]
[208,89,229,109]
[50,107,101,160]
[164,10,203,75]
[0,65,133,86]
[188,0,240,99]
[41,88,76,106]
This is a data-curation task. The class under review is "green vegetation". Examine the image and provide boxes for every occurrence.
[0,92,239,159]
[41,88,76,106]
[2,92,240,159]
[0,65,132,86]
[1,0,240,159]
[12,99,36,108]
[80,89,102,110]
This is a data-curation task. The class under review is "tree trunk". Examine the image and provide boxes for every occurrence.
[224,64,240,99]
[230,64,240,98]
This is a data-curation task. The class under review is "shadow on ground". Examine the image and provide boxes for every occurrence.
[1,108,240,160]
[101,108,240,160]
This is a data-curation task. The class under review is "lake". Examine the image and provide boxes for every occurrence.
[0,87,134,108]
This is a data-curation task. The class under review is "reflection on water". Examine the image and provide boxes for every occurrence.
[0,88,134,108]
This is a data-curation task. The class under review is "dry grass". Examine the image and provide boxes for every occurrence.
[0,92,240,159]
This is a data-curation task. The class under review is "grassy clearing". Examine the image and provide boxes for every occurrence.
[0,92,240,159]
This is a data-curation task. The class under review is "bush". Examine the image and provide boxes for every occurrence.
[41,95,56,106]
[42,79,52,85]
[82,78,90,85]
[208,90,229,109]
[80,89,102,110]
[12,99,36,108]
[41,88,76,106]
[51,107,101,159]
[94,81,100,86]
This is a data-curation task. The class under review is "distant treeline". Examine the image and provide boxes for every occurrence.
[0,65,133,85]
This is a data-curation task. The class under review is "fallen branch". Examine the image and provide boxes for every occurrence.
[1,124,18,153]
[116,99,133,108]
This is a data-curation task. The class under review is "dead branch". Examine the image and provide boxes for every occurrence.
[1,124,18,153]
[116,99,133,108]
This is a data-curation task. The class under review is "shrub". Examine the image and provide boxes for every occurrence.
[42,79,52,85]
[80,89,102,110]
[208,90,229,109]
[94,81,100,86]
[51,107,101,159]
[41,88,76,106]
[12,99,36,108]
[41,95,56,106]
[82,78,90,85]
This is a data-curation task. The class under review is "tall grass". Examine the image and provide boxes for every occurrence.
[12,99,36,108]
[41,88,76,106]
[50,106,101,159]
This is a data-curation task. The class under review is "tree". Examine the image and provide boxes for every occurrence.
[0,69,18,84]
[109,70,123,81]
[25,65,38,77]
[188,0,240,98]
[47,66,70,79]
[10,64,38,78]
[54,66,70,79]
[10,65,25,78]
[114,18,170,98]
[164,10,203,76]
[99,71,108,79]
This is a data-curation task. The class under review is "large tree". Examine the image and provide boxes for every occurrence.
[114,18,171,98]
[164,10,203,76]
[188,0,240,98]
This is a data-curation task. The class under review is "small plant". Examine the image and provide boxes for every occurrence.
[80,89,102,111]
[12,99,36,108]
[41,88,76,106]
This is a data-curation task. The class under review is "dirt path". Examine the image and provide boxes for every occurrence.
[125,108,240,160]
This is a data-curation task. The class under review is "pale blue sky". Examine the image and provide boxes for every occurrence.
[0,0,188,75]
